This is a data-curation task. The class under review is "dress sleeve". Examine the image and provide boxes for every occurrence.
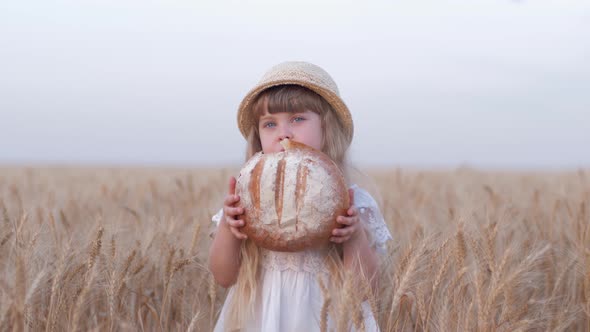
[209,208,224,239]
[351,185,393,256]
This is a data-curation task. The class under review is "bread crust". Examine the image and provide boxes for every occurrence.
[235,139,349,252]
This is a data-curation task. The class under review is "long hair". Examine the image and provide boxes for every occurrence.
[226,85,358,329]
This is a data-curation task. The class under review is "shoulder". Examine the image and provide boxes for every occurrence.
[349,184,379,210]
[348,184,393,254]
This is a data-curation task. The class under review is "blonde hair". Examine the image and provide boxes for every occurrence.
[226,85,361,329]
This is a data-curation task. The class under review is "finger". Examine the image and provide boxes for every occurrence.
[330,236,349,243]
[337,216,357,226]
[330,236,342,243]
[224,194,240,206]
[348,188,355,207]
[227,206,244,217]
[223,206,236,219]
[332,228,345,237]
[228,176,236,196]
[332,226,355,237]
[227,219,245,228]
[347,206,357,217]
[230,226,247,240]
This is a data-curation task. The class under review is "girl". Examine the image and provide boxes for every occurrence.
[208,61,393,331]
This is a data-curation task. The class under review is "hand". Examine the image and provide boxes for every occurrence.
[330,189,361,243]
[222,176,248,240]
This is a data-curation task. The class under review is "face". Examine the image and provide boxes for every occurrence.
[258,108,323,154]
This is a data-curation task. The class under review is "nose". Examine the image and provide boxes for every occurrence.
[278,126,293,141]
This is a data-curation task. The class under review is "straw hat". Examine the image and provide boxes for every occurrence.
[237,61,354,144]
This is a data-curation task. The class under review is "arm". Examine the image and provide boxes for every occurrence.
[331,189,381,292]
[208,177,248,288]
[342,227,379,291]
[208,214,243,288]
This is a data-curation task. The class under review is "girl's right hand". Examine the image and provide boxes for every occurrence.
[223,176,248,240]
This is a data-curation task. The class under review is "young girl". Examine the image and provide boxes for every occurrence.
[208,61,393,331]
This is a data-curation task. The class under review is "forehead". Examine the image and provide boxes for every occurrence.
[251,89,323,127]
[259,109,311,119]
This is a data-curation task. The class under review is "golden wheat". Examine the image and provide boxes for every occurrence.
[0,166,588,331]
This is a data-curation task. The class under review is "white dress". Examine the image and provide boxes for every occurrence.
[210,184,393,332]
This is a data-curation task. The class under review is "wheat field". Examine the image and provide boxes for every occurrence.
[0,166,588,331]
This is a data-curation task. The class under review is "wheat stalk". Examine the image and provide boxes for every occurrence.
[318,276,331,332]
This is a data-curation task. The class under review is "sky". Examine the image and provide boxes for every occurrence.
[1,0,589,169]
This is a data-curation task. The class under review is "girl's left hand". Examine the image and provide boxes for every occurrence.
[330,189,360,243]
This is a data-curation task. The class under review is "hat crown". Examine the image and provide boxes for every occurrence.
[259,61,341,96]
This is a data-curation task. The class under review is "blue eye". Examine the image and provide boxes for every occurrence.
[293,116,305,122]
[263,121,276,128]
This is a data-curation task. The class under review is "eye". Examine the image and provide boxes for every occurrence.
[262,121,276,128]
[292,116,305,123]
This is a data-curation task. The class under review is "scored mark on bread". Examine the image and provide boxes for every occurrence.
[295,160,310,232]
[249,157,265,221]
[275,156,286,226]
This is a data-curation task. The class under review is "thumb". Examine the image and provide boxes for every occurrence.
[228,176,236,196]
[348,188,355,207]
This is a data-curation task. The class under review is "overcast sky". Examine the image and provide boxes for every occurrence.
[1,0,589,169]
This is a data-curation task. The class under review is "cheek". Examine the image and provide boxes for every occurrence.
[313,120,323,138]
[304,122,323,150]
[259,132,275,153]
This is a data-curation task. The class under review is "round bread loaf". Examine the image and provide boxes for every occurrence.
[235,139,350,252]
